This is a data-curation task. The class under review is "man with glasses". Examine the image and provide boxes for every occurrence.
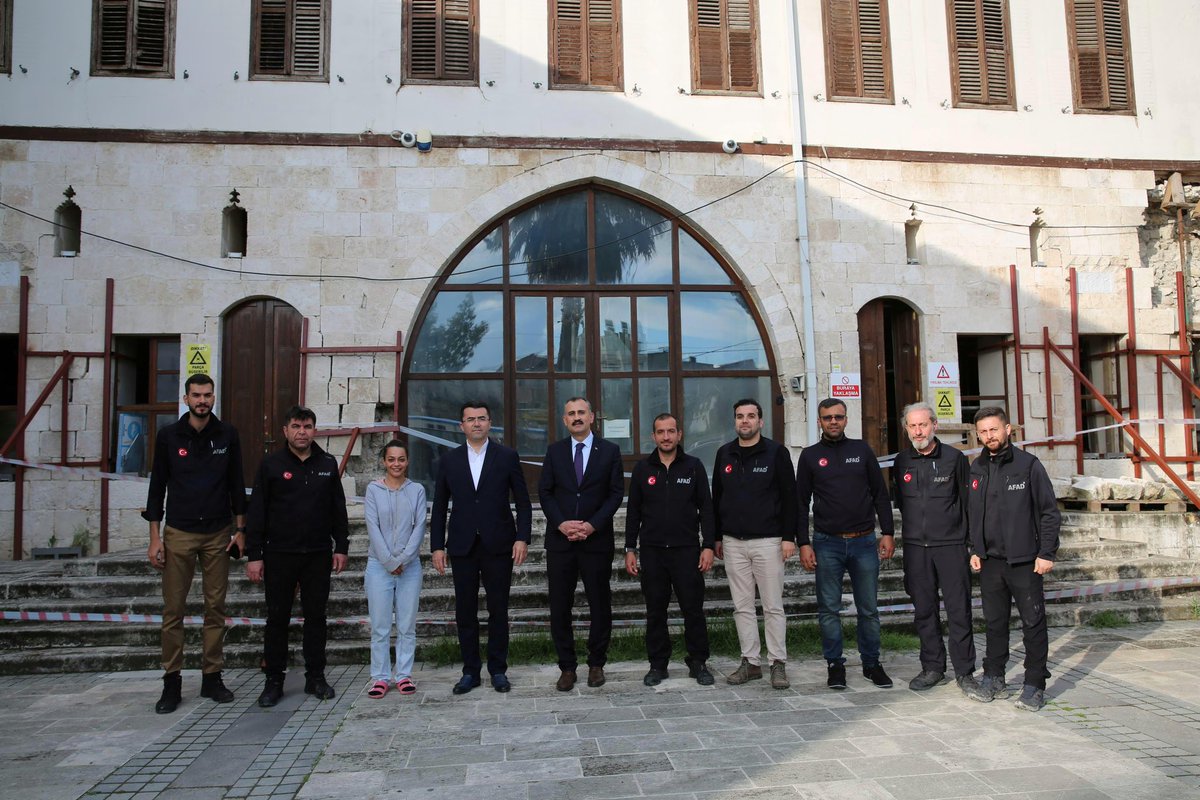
[796,398,895,691]
[712,398,797,689]
[430,401,532,694]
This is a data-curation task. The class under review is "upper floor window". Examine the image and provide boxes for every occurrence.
[822,0,892,103]
[947,0,1014,109]
[550,0,622,90]
[90,0,175,78]
[404,0,477,85]
[1,0,12,76]
[1066,0,1133,114]
[689,0,760,95]
[251,0,329,82]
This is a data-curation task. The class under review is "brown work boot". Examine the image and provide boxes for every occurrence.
[770,660,791,690]
[726,658,763,685]
[587,666,606,687]
[555,670,577,692]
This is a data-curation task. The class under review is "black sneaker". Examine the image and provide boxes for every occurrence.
[687,659,715,686]
[863,664,893,688]
[966,674,1010,703]
[304,675,336,700]
[956,673,981,696]
[200,671,235,703]
[827,662,847,690]
[1013,684,1045,712]
[907,669,946,691]
[257,678,284,708]
[643,668,668,687]
[155,671,182,714]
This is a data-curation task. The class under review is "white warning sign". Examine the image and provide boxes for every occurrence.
[928,361,959,389]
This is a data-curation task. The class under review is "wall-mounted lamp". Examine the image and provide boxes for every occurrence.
[533,81,542,89]
[1144,107,1153,118]
[385,74,392,84]
[183,69,189,79]
[337,75,345,83]
[18,64,27,74]
[812,93,825,101]
[771,90,781,99]
[631,83,641,96]
[233,70,239,80]
[69,68,80,81]
[485,79,495,87]
[901,97,911,106]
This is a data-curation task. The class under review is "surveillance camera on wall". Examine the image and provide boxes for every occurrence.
[396,131,418,148]
[721,139,739,155]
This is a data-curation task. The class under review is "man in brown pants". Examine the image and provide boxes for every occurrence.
[144,373,246,713]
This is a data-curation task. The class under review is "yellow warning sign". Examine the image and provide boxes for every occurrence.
[934,388,958,420]
[185,344,212,378]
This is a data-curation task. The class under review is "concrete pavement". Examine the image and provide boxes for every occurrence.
[2,621,1199,800]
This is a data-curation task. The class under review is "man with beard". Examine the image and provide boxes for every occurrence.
[966,406,1060,712]
[892,402,978,694]
[144,373,246,713]
[712,398,797,689]
[796,398,895,691]
[246,406,349,707]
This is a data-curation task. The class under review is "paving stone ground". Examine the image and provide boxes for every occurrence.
[2,621,1199,800]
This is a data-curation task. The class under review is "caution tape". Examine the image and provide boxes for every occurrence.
[0,455,150,482]
[4,575,1196,629]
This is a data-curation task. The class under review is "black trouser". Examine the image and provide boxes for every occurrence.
[979,556,1049,689]
[547,547,612,671]
[903,542,976,677]
[641,545,709,670]
[450,539,514,678]
[263,550,332,679]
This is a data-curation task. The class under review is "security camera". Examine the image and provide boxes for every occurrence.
[721,139,739,155]
[396,131,418,148]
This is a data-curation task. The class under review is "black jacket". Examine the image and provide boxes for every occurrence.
[245,443,349,560]
[711,436,797,542]
[968,445,1060,564]
[796,436,894,546]
[142,413,246,533]
[429,441,532,557]
[893,438,969,547]
[625,448,715,551]
[538,435,625,554]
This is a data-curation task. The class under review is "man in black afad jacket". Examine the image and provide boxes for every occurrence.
[966,406,1060,712]
[892,401,978,695]
[712,398,797,690]
[245,406,349,708]
[796,398,895,692]
[624,413,716,687]
[143,373,245,714]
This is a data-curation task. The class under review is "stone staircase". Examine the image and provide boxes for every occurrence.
[0,508,1198,674]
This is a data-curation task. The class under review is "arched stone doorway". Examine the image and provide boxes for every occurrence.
[858,298,920,457]
[401,185,781,490]
[222,297,303,485]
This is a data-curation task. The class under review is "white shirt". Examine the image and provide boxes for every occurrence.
[467,439,489,489]
[571,432,594,477]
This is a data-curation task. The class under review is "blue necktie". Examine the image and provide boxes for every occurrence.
[574,441,585,485]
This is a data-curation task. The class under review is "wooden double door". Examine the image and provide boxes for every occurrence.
[222,298,303,486]
[857,299,920,458]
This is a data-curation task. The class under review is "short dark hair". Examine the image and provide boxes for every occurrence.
[379,438,408,458]
[564,396,592,412]
[974,405,1009,425]
[283,405,316,426]
[652,412,678,429]
[732,398,762,417]
[184,373,214,392]
[818,397,846,412]
[460,401,490,419]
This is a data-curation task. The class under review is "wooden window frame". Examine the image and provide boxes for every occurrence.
[946,0,1015,110]
[1065,0,1135,115]
[821,0,893,104]
[688,0,762,96]
[0,0,12,76]
[113,335,181,475]
[548,0,624,91]
[90,0,176,78]
[403,0,479,86]
[250,0,330,83]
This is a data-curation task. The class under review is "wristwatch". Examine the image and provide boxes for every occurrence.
[236,527,246,533]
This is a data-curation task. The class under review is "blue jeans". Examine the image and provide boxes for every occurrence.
[813,532,881,667]
[364,556,422,682]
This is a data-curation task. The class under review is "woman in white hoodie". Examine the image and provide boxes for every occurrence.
[363,439,426,697]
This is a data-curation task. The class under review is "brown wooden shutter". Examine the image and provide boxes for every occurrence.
[406,0,476,82]
[551,0,621,89]
[133,0,168,70]
[586,0,619,87]
[694,0,726,90]
[553,1,585,85]
[823,0,892,101]
[948,0,1012,107]
[726,0,756,91]
[856,0,887,98]
[1,0,10,74]
[98,0,132,69]
[692,0,759,93]
[1068,0,1133,112]
[291,0,325,75]
[442,0,474,81]
[256,0,288,73]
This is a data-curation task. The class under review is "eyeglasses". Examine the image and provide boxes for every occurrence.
[820,414,847,422]
[463,416,490,424]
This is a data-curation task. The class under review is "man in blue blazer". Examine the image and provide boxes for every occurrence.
[538,397,625,691]
[431,401,532,694]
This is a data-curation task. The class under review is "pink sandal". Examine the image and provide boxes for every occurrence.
[396,678,416,695]
[367,680,389,699]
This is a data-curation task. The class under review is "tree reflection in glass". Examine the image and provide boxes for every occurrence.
[410,292,504,372]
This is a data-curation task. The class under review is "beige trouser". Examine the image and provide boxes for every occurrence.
[161,525,231,674]
[723,536,787,665]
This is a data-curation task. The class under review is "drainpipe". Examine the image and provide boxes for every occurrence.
[784,0,820,445]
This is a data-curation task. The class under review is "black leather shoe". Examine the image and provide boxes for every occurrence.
[257,678,284,708]
[687,658,715,686]
[491,674,511,693]
[200,671,235,703]
[643,668,668,687]
[452,674,481,695]
[155,671,182,714]
[304,675,336,700]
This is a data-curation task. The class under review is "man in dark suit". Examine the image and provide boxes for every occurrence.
[538,397,625,691]
[430,401,532,695]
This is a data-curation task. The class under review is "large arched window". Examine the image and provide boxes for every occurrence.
[402,186,780,487]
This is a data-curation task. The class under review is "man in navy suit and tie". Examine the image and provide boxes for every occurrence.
[539,397,625,691]
[430,401,532,694]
